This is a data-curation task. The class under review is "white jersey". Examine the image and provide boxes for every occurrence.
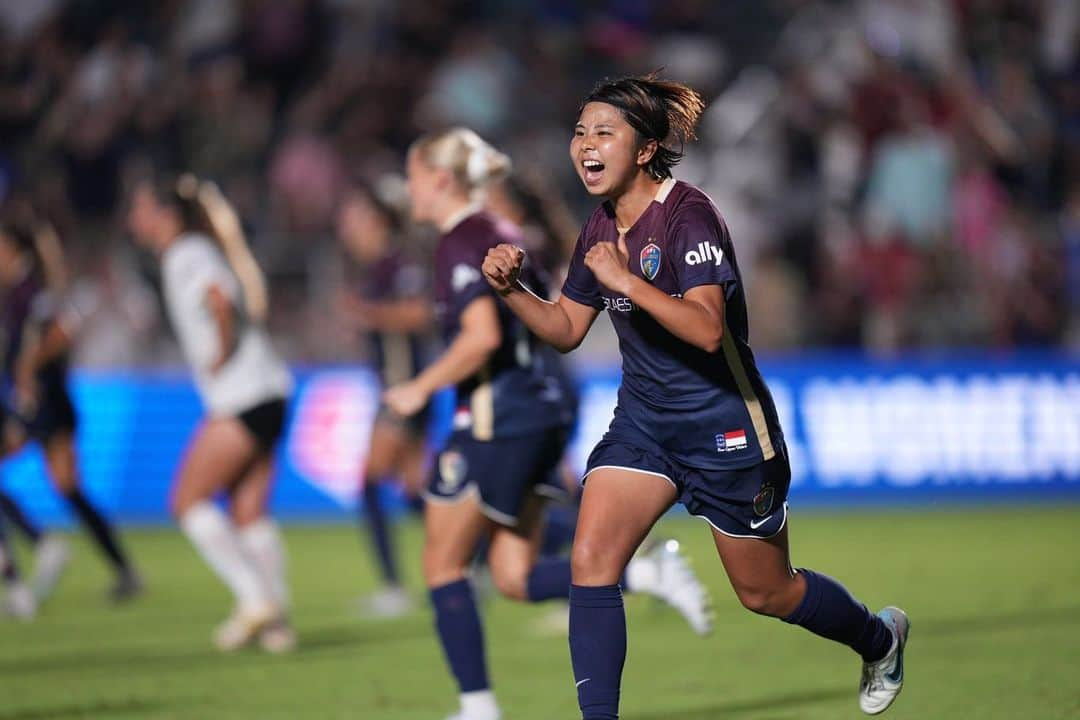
[161,233,292,416]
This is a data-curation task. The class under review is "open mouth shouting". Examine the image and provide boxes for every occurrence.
[581,158,606,187]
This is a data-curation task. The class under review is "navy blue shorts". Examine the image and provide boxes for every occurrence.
[584,412,790,539]
[426,425,571,527]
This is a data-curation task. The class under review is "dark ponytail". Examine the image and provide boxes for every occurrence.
[581,72,705,180]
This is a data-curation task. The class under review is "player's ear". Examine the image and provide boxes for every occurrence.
[636,138,658,168]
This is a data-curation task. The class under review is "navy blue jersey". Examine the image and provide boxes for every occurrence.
[352,250,430,387]
[561,179,783,470]
[433,210,575,440]
[1,270,67,393]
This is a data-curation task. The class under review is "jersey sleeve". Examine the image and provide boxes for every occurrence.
[559,228,603,309]
[440,237,493,319]
[393,261,429,299]
[672,204,738,296]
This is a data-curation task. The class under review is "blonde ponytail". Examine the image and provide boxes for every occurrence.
[411,127,512,193]
[184,176,270,323]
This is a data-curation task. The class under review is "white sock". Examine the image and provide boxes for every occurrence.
[623,556,659,595]
[179,501,268,611]
[460,689,500,720]
[237,517,290,609]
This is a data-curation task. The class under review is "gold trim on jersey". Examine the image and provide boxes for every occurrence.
[720,323,775,460]
[470,364,494,441]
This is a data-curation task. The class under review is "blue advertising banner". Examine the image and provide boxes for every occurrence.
[2,353,1078,526]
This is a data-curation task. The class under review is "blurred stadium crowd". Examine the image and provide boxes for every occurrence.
[1,0,1077,366]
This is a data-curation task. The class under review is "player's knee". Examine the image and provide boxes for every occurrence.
[489,563,528,601]
[421,542,467,589]
[570,536,619,584]
[733,583,791,618]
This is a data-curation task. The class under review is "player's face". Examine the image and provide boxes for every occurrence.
[337,192,389,262]
[406,151,440,225]
[0,233,20,286]
[126,185,163,249]
[571,102,643,198]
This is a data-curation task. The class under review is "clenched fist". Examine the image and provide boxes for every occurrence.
[483,243,526,296]
[585,234,633,296]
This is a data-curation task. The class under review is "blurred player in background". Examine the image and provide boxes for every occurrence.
[384,128,709,720]
[336,177,432,618]
[128,175,295,653]
[0,216,139,613]
[483,74,909,719]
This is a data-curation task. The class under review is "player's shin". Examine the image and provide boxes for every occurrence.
[569,584,626,720]
[781,568,893,663]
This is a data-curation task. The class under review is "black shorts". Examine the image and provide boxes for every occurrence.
[237,398,288,449]
[584,411,790,539]
[2,381,78,444]
[425,425,571,527]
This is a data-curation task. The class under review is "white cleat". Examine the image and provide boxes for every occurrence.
[859,606,909,715]
[31,534,70,602]
[6,582,37,621]
[259,615,298,654]
[213,603,278,652]
[356,585,415,619]
[633,538,714,636]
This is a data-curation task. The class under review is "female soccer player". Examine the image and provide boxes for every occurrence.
[337,178,431,617]
[128,175,295,652]
[385,128,710,720]
[482,74,909,719]
[0,218,136,605]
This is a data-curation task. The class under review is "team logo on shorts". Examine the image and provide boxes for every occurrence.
[715,429,748,453]
[438,449,468,494]
[640,241,661,281]
[753,484,775,517]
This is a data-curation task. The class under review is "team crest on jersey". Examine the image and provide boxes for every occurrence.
[640,241,661,281]
[753,483,775,517]
[438,449,468,494]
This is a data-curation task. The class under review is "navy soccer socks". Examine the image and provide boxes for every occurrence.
[569,584,626,720]
[431,578,489,693]
[361,482,399,586]
[526,557,572,602]
[64,489,130,574]
[0,491,41,544]
[783,568,893,662]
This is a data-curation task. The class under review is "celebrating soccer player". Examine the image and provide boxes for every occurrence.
[385,128,710,720]
[482,74,909,718]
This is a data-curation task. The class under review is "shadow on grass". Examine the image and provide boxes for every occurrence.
[918,605,1080,637]
[0,620,431,676]
[0,697,174,720]
[625,687,849,719]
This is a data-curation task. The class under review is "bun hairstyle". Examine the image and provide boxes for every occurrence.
[582,72,705,180]
[410,127,512,193]
[164,174,269,322]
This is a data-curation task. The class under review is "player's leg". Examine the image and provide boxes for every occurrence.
[423,494,498,720]
[172,418,276,647]
[42,430,139,600]
[0,488,69,602]
[486,494,571,602]
[0,513,35,620]
[569,468,678,720]
[711,523,906,714]
[357,419,409,613]
[230,451,295,652]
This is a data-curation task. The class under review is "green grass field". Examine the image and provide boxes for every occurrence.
[2,506,1079,719]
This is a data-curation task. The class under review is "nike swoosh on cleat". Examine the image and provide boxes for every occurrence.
[575,678,591,688]
[886,651,904,684]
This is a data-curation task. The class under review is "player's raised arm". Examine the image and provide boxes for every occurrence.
[483,243,599,353]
